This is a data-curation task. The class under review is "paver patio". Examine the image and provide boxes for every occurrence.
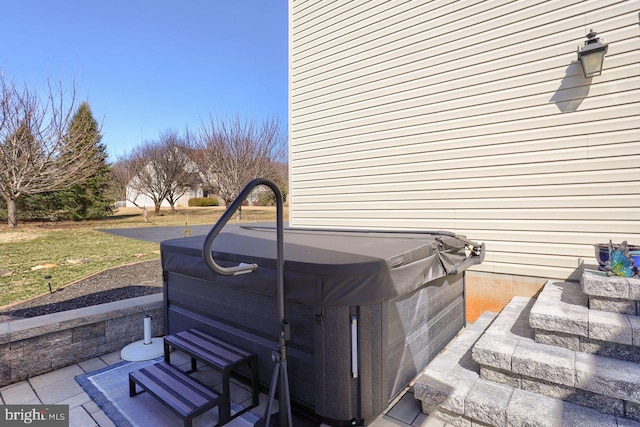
[0,349,432,427]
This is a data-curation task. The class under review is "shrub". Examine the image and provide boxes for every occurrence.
[188,197,219,207]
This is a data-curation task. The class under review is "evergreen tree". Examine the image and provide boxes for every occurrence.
[41,102,113,220]
[64,102,113,219]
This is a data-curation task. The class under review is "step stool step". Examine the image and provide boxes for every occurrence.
[164,328,259,424]
[165,328,257,372]
[129,361,222,427]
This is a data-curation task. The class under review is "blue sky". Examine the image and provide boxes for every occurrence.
[0,1,288,161]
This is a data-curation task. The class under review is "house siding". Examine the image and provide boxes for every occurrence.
[289,0,640,280]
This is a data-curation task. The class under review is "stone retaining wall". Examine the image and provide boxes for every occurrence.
[0,294,163,387]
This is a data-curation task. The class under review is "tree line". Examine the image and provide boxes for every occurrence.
[0,77,287,227]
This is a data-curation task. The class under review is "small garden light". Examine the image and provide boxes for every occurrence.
[44,275,52,294]
[578,29,608,78]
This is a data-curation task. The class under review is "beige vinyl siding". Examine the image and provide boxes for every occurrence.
[289,0,640,279]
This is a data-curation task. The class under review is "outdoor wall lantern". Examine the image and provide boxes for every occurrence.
[578,29,608,78]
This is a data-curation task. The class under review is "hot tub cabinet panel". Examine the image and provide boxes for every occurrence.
[161,226,475,425]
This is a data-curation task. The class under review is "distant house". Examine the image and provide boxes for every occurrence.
[123,149,273,209]
[124,180,214,209]
[287,0,640,319]
[124,148,219,209]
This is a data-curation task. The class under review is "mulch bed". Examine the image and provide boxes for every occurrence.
[0,259,162,321]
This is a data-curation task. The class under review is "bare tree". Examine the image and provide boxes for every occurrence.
[108,157,136,206]
[124,130,198,215]
[0,76,102,227]
[256,160,288,205]
[161,130,200,212]
[125,143,168,215]
[195,116,287,215]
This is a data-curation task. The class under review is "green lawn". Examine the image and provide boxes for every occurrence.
[0,206,282,308]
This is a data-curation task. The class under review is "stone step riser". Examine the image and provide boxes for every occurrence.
[479,365,637,419]
[535,328,640,363]
[589,296,639,315]
[581,268,640,316]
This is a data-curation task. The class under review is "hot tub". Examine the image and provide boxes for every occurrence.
[160,224,483,425]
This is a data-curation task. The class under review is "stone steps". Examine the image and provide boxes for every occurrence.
[414,271,640,425]
[530,280,640,362]
[413,311,637,426]
[471,296,640,420]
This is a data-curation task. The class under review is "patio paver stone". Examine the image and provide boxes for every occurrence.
[0,381,38,404]
[385,391,422,425]
[32,376,84,404]
[28,364,84,389]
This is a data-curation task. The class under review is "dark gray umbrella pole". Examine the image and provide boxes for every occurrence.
[202,178,292,426]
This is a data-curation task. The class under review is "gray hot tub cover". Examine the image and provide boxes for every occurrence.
[160,225,482,307]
